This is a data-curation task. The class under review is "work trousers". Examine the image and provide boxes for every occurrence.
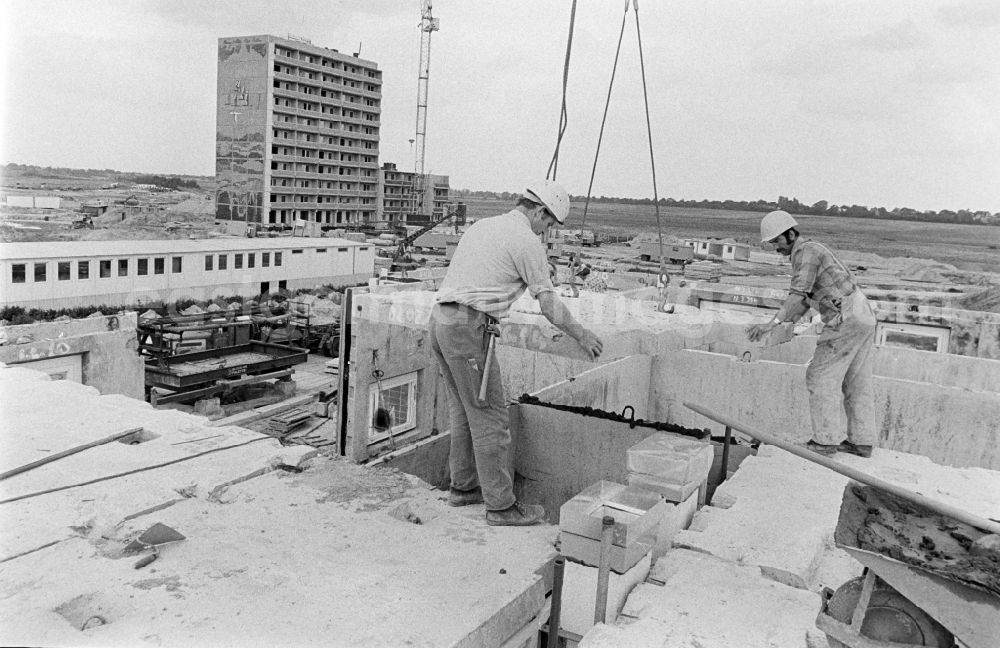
[805,289,877,446]
[429,303,515,511]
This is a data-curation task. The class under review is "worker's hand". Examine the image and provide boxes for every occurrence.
[576,329,603,361]
[745,322,775,343]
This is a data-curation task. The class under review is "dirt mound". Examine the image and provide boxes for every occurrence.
[897,258,958,283]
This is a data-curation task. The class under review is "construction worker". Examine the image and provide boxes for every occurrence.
[431,180,604,526]
[746,210,876,458]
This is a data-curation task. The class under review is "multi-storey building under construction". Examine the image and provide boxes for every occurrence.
[215,35,382,232]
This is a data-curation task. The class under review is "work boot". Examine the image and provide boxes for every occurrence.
[448,486,484,507]
[804,440,839,457]
[838,441,873,458]
[486,501,545,527]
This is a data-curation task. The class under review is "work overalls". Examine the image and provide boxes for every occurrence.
[804,258,877,446]
[429,303,515,511]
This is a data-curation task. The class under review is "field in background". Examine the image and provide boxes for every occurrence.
[460,198,1000,273]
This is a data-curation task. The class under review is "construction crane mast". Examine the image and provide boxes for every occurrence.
[411,1,439,223]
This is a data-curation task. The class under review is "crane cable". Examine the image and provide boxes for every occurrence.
[546,0,578,181]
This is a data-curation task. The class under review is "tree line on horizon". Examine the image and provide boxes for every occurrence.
[452,189,999,226]
[2,163,201,190]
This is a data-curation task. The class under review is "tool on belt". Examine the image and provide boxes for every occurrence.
[478,317,501,402]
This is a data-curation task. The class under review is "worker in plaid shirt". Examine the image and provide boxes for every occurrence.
[747,211,877,458]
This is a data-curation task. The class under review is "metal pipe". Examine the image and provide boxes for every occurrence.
[594,515,615,624]
[683,400,1000,536]
[720,425,732,485]
[547,556,565,648]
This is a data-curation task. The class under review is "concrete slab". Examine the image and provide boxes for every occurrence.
[560,552,652,637]
[673,444,1000,592]
[579,549,820,648]
[559,531,653,574]
[650,490,699,562]
[0,458,558,648]
[627,472,704,504]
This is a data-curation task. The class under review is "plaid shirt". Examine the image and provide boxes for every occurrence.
[789,238,857,322]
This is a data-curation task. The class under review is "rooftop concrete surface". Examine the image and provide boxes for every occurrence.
[0,363,558,648]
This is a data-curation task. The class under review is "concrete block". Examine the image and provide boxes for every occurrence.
[651,489,699,562]
[625,433,714,486]
[560,552,652,638]
[274,380,297,397]
[559,481,667,548]
[626,472,704,504]
[559,531,654,575]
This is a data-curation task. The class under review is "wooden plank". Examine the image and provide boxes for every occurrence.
[0,428,143,481]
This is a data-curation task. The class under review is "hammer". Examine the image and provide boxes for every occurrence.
[478,319,500,402]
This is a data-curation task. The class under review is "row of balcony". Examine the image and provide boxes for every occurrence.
[274,52,381,85]
[272,105,380,129]
[272,77,380,105]
[269,170,376,183]
[272,71,381,101]
[270,121,378,143]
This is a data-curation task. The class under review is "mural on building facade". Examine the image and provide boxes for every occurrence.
[216,37,268,224]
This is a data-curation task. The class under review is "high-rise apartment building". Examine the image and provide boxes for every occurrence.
[216,35,381,232]
[376,163,451,226]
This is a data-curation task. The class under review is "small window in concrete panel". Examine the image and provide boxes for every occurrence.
[172,257,182,273]
[262,253,270,268]
[248,253,256,268]
[368,371,418,443]
[235,253,244,269]
[34,263,46,282]
[78,261,89,279]
[58,262,70,281]
[137,258,148,276]
[876,322,950,353]
[118,259,128,277]
[12,263,26,283]
[205,255,213,271]
[218,254,227,270]
[275,252,282,266]
[154,258,164,275]
[100,260,111,278]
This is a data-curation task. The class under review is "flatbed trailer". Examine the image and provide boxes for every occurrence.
[144,341,307,406]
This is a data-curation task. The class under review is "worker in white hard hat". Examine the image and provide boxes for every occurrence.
[431,180,604,526]
[746,210,877,458]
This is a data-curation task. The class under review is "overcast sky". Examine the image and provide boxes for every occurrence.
[1,0,998,212]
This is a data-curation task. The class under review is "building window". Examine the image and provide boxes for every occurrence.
[154,258,165,275]
[876,323,950,354]
[138,258,148,275]
[100,260,112,278]
[34,263,47,282]
[58,262,71,281]
[235,253,243,269]
[172,257,182,273]
[218,254,228,270]
[248,253,256,268]
[338,247,348,252]
[12,264,26,283]
[368,371,419,442]
[316,248,327,253]
[118,259,128,277]
[262,252,270,267]
[78,261,90,279]
[205,255,213,271]
[275,252,282,266]
[292,249,304,255]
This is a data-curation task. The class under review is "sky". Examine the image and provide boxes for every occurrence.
[1,0,998,212]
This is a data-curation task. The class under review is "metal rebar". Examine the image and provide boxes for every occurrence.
[594,515,615,624]
[547,556,565,648]
[720,425,732,485]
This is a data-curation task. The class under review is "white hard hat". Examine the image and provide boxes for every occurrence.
[524,180,570,224]
[759,210,798,243]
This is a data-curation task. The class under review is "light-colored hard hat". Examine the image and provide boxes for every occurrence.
[524,180,570,224]
[759,210,798,243]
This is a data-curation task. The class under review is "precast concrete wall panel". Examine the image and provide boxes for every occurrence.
[652,349,1000,470]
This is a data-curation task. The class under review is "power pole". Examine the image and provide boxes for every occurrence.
[412,1,439,224]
